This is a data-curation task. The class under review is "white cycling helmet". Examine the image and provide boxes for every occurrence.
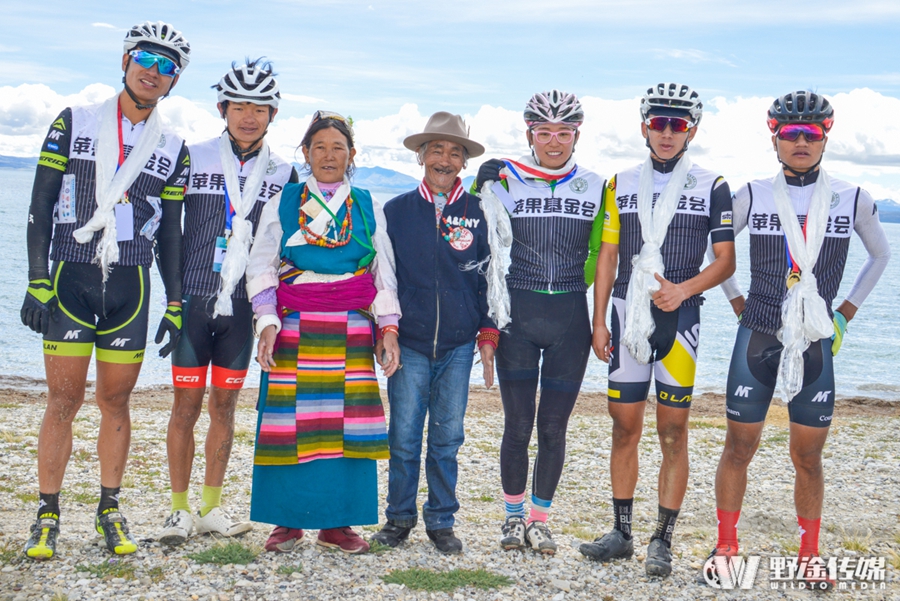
[524,90,584,127]
[214,59,280,108]
[123,21,191,69]
[640,82,703,124]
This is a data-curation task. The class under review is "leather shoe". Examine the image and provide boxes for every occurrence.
[426,528,462,554]
[371,521,412,548]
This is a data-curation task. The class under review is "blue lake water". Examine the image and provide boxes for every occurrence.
[1,166,897,400]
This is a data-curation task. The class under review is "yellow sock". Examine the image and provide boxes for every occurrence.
[200,485,222,517]
[171,490,190,513]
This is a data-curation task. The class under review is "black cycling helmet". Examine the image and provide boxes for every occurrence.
[767,91,834,133]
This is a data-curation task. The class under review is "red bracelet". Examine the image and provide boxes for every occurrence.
[477,329,499,350]
[381,325,399,337]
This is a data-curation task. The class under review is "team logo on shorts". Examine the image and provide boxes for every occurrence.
[683,174,697,190]
[569,177,588,193]
[831,192,840,208]
[158,134,167,148]
[267,160,277,175]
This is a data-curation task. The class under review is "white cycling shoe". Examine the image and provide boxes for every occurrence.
[194,507,252,538]
[159,509,194,546]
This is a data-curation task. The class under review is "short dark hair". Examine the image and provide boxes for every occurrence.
[297,118,356,179]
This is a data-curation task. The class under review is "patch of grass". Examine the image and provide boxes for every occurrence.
[561,524,594,540]
[887,549,900,571]
[0,542,21,565]
[841,533,870,553]
[15,492,39,504]
[689,420,726,430]
[767,432,790,444]
[0,402,18,409]
[50,593,69,601]
[368,540,393,555]
[276,563,303,576]
[144,565,165,583]
[382,568,512,592]
[234,428,255,445]
[418,487,428,493]
[75,559,137,580]
[187,541,258,565]
[1,430,22,443]
[72,448,93,461]
[476,494,494,502]
[69,491,100,505]
[361,524,380,532]
[781,540,799,554]
[864,451,882,460]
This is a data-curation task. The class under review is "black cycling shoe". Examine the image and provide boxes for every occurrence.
[426,528,463,555]
[579,529,634,562]
[645,538,673,577]
[25,515,60,560]
[370,521,412,548]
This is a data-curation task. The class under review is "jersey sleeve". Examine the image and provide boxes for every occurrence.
[708,177,734,244]
[583,178,608,287]
[27,108,72,281]
[714,182,751,301]
[156,142,189,303]
[843,188,891,309]
[600,176,620,245]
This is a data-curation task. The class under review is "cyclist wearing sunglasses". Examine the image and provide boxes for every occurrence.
[580,83,736,578]
[706,91,890,583]
[473,90,605,555]
[158,59,298,547]
[20,21,191,560]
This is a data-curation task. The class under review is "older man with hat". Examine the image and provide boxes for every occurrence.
[372,112,497,554]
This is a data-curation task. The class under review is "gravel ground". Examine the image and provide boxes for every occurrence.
[0,386,897,600]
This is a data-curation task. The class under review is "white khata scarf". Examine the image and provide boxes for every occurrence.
[73,96,162,280]
[772,168,833,403]
[214,131,271,317]
[621,153,693,364]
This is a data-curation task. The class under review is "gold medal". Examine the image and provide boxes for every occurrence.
[786,271,801,289]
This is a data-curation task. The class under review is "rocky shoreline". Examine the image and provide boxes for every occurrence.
[0,387,897,600]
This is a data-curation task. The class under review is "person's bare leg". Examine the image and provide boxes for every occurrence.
[94,361,142,488]
[656,404,690,510]
[789,423,829,520]
[608,401,646,498]
[204,386,241,487]
[715,420,765,512]
[166,387,206,493]
[38,354,91,493]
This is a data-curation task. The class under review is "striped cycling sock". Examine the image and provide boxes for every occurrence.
[504,492,526,519]
[528,495,552,524]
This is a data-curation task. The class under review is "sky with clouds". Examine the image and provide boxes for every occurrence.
[1,0,900,198]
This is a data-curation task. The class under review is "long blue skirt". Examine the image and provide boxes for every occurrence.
[249,373,379,530]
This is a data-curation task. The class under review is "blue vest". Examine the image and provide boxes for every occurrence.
[278,182,376,275]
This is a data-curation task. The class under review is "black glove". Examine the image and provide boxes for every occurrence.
[474,158,505,191]
[21,279,58,335]
[155,305,183,358]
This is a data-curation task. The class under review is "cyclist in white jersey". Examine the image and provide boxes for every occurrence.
[579,83,736,578]
[705,91,890,588]
[159,59,297,546]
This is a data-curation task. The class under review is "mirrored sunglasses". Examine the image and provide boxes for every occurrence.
[532,129,577,144]
[776,123,826,142]
[129,50,180,77]
[645,116,694,133]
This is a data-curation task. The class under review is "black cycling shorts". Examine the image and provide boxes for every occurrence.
[171,294,254,389]
[725,325,835,428]
[608,297,700,407]
[43,261,149,364]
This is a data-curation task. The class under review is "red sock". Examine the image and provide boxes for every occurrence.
[798,516,821,557]
[716,508,740,555]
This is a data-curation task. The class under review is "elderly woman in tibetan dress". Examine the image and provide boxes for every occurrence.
[245,111,400,554]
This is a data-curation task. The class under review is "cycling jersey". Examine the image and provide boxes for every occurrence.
[181,137,296,298]
[729,172,889,335]
[27,105,187,302]
[44,261,150,364]
[498,157,605,292]
[603,161,733,306]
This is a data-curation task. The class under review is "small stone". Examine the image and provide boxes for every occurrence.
[290,572,302,581]
[552,579,571,592]
[552,593,565,601]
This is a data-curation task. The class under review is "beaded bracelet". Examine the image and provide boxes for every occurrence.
[477,329,499,350]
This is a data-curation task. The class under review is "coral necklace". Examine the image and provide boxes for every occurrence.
[298,185,354,247]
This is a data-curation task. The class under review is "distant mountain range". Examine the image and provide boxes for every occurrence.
[4,155,899,222]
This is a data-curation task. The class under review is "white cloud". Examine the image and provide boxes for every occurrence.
[91,22,122,31]
[653,49,737,68]
[1,83,898,199]
[280,93,326,104]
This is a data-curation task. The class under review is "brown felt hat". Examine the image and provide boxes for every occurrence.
[403,111,485,157]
